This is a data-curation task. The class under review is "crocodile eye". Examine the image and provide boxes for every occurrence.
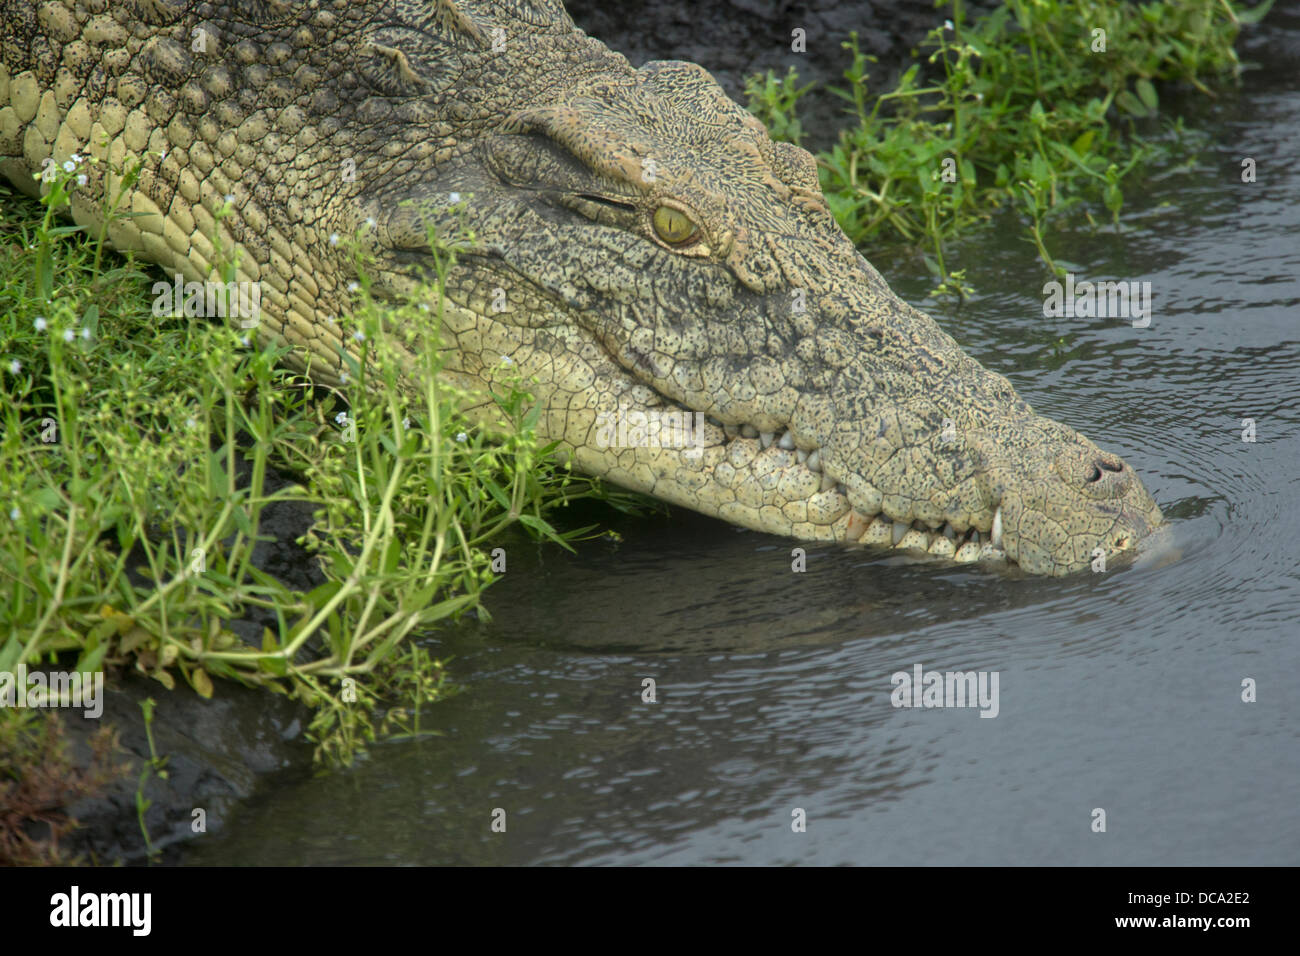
[652,205,697,245]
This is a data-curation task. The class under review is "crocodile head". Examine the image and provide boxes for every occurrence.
[0,0,1160,575]
[349,7,1161,575]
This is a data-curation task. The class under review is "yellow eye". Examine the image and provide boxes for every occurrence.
[652,205,697,245]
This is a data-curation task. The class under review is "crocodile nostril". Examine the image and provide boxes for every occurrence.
[1086,458,1124,483]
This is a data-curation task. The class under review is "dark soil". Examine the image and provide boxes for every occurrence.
[566,0,992,151]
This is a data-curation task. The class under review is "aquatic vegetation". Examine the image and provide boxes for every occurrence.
[747,0,1271,286]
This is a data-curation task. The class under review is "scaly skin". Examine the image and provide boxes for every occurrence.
[0,0,1162,574]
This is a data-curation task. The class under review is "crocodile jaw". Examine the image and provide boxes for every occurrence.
[433,284,1162,577]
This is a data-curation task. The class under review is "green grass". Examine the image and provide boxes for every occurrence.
[0,152,643,770]
[746,0,1271,292]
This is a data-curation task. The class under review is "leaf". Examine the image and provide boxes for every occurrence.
[232,504,255,537]
[76,640,108,674]
[191,668,214,699]
[0,633,22,672]
[258,655,288,677]
[1029,151,1050,183]
[1236,0,1276,25]
[86,617,122,643]
[482,477,511,510]
[1104,182,1124,215]
[1116,90,1148,117]
[382,536,403,575]
[31,486,63,511]
[517,513,554,536]
[1071,130,1096,156]
[304,580,343,610]
[1135,78,1158,112]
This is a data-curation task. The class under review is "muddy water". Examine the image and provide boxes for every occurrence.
[184,28,1300,866]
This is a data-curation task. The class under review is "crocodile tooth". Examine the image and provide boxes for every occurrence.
[778,430,796,450]
[970,530,981,545]
[795,449,808,464]
[942,523,956,540]
[929,536,956,558]
[741,425,759,439]
[846,510,871,541]
[759,431,774,448]
[863,516,893,545]
[806,449,821,472]
[820,473,837,492]
[896,528,932,551]
[991,506,1004,549]
[835,483,846,495]
[891,521,910,546]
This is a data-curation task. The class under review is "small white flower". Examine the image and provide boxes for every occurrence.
[402,417,412,430]
[329,232,340,245]
[352,330,366,342]
[63,328,75,342]
[240,335,251,347]
[455,431,467,443]
[7,359,20,375]
[500,355,513,367]
[418,303,429,312]
[335,412,349,425]
[70,153,82,164]
[77,174,87,186]
[63,160,75,173]
[347,281,359,292]
[81,327,92,340]
[33,316,47,332]
[340,371,350,384]
[449,192,460,203]
[8,508,18,521]
[186,418,197,429]
[365,217,376,228]
[944,19,954,30]
[325,315,336,325]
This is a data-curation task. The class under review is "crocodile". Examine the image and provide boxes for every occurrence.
[0,0,1163,575]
